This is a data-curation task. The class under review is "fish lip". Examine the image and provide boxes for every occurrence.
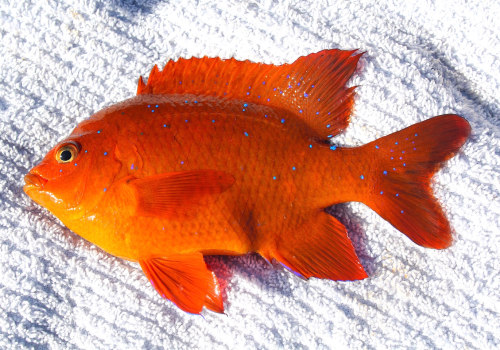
[23,173,47,192]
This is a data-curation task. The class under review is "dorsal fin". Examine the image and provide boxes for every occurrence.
[137,50,362,139]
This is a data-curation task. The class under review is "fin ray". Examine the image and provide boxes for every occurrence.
[267,211,367,280]
[138,50,362,139]
[129,170,234,218]
[140,253,224,314]
[361,114,471,248]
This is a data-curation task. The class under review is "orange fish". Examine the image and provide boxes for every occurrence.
[24,49,470,314]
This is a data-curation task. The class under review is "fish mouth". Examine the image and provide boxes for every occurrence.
[23,173,47,192]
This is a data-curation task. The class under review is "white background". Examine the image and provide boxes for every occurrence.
[0,0,499,349]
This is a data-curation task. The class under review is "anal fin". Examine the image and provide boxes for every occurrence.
[268,212,367,281]
[139,253,224,314]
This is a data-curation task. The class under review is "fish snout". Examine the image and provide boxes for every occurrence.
[24,172,47,190]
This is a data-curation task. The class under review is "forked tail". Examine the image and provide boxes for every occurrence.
[261,115,469,282]
[351,115,470,248]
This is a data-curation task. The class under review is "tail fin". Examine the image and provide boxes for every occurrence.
[361,115,470,248]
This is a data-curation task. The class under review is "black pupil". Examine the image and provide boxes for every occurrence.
[60,149,72,162]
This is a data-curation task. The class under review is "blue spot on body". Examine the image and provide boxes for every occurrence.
[147,105,150,108]
[330,145,337,150]
[304,93,309,98]
[155,105,159,108]
[185,119,188,123]
[131,164,134,170]
[383,170,388,175]
[74,163,77,166]
[103,152,108,156]
[309,144,313,149]
[415,133,418,137]
[243,103,248,107]
[403,163,406,167]
[185,100,188,103]
[360,175,365,180]
[326,124,331,128]
[97,130,101,134]
[151,110,155,113]
[212,119,215,123]
[281,118,285,123]
[84,150,88,153]
[380,191,384,194]
[244,131,249,137]
[180,161,184,165]
[163,124,167,127]
[292,166,296,171]
[327,134,333,138]
[194,101,198,104]
[246,92,250,95]
[395,142,398,145]
[264,114,268,118]
[273,176,277,180]
[375,145,379,149]
[262,81,266,85]
[299,109,303,113]
[316,111,319,115]
[396,193,399,197]
[103,188,107,192]
[59,169,62,173]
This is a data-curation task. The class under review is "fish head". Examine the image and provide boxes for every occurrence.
[24,116,121,221]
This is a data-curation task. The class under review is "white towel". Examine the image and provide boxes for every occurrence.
[1,0,499,349]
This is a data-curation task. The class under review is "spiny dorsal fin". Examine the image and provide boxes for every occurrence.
[137,50,362,139]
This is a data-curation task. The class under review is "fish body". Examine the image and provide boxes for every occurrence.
[24,50,470,313]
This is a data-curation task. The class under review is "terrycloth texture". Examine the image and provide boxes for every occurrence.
[1,0,499,348]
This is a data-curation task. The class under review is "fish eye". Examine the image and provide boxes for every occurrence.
[55,142,80,164]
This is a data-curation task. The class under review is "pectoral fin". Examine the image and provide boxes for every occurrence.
[130,169,234,218]
[139,253,224,314]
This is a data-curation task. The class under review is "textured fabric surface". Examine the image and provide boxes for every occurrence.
[1,0,499,349]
